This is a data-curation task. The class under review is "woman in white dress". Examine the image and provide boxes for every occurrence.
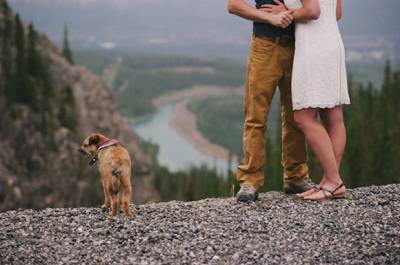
[262,0,350,200]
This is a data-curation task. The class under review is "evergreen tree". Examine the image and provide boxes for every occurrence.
[26,23,42,110]
[27,23,41,77]
[62,24,74,64]
[58,85,78,131]
[14,14,26,99]
[382,61,392,97]
[1,0,13,102]
[14,13,34,105]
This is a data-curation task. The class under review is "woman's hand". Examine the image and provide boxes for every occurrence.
[260,0,287,14]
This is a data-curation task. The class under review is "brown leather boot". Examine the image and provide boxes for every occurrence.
[236,183,259,202]
[283,177,315,194]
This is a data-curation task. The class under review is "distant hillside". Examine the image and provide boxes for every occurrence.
[0,0,159,211]
[76,51,245,117]
[8,0,400,62]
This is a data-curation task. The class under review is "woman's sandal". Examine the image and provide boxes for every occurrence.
[304,182,347,201]
[296,185,320,198]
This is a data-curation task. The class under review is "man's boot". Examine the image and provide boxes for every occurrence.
[237,183,259,202]
[283,176,315,194]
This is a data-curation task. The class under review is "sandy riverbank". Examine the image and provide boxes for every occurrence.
[152,85,242,108]
[169,100,239,161]
[152,85,242,161]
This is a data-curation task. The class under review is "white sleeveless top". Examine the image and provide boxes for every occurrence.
[284,0,350,110]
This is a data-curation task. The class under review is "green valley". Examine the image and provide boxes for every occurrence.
[76,51,245,117]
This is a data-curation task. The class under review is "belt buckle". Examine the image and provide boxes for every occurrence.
[279,36,292,47]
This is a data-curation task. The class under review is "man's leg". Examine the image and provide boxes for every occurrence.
[237,36,282,200]
[278,45,312,194]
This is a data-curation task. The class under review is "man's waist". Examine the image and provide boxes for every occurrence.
[253,20,294,35]
[254,34,295,47]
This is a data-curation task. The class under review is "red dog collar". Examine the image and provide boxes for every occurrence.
[89,139,119,166]
[97,139,119,152]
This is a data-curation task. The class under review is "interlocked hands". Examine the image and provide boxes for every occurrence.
[260,0,293,28]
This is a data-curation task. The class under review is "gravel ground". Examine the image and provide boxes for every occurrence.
[1,184,399,265]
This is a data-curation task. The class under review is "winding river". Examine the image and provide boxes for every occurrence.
[132,100,237,176]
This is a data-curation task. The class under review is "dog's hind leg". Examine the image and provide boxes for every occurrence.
[109,192,118,217]
[121,185,133,218]
[109,168,122,217]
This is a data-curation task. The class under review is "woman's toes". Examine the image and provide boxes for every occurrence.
[303,190,324,200]
[297,187,318,198]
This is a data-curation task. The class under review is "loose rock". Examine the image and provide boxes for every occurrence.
[0,184,399,264]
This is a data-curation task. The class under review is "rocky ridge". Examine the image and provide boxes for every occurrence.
[1,184,399,264]
[0,0,159,210]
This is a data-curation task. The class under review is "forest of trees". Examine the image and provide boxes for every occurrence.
[139,140,236,201]
[339,63,400,187]
[0,2,77,137]
[1,8,54,139]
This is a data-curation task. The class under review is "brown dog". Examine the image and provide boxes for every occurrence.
[78,133,133,218]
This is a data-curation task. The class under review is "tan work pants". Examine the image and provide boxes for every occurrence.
[237,35,309,190]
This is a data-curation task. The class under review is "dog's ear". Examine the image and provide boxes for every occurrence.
[88,134,100,146]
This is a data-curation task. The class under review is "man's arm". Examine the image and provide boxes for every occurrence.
[336,0,342,20]
[261,0,320,22]
[227,0,293,28]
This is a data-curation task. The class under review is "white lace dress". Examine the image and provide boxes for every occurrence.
[284,0,350,110]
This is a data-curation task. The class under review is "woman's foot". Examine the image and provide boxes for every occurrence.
[296,176,327,198]
[296,186,319,198]
[303,182,346,201]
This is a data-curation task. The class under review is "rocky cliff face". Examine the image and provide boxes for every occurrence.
[0,0,159,211]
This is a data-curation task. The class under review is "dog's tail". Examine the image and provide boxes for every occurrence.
[111,168,122,178]
[110,167,122,195]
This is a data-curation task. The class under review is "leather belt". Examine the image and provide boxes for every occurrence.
[254,34,294,47]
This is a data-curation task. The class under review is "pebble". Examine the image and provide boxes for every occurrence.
[0,184,399,264]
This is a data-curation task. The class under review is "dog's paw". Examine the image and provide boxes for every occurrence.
[125,212,134,219]
[109,213,117,218]
[101,204,110,209]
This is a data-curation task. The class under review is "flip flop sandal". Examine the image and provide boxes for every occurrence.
[306,183,346,201]
[296,185,320,198]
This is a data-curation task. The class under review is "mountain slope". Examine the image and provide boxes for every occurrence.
[0,0,159,211]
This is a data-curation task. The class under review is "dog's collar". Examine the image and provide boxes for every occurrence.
[89,139,119,166]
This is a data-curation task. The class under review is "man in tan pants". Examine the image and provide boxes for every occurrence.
[228,0,314,201]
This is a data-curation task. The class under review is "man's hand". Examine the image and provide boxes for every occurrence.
[267,11,293,28]
[260,0,287,14]
[227,0,292,28]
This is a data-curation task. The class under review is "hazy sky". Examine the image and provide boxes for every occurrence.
[8,0,400,61]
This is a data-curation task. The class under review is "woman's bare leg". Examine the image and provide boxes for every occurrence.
[293,108,345,200]
[314,106,347,188]
[297,106,347,197]
[320,106,346,169]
